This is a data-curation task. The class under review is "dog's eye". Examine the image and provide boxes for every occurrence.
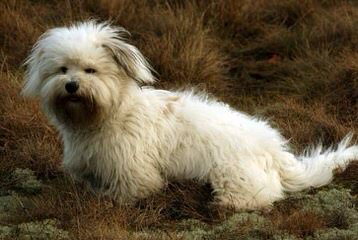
[60,66,68,74]
[84,68,96,74]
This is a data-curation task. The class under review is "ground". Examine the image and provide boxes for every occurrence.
[0,0,357,239]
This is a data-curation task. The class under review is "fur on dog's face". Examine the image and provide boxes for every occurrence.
[23,21,155,127]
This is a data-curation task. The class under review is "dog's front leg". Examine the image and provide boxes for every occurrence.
[111,160,166,205]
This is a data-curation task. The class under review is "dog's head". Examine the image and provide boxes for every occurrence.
[23,21,155,128]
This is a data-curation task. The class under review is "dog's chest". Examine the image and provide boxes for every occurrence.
[63,128,150,180]
[63,133,120,173]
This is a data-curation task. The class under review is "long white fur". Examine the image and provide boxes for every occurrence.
[23,21,358,210]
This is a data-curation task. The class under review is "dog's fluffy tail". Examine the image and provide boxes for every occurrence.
[281,133,358,192]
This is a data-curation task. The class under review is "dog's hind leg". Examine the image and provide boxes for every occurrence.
[209,158,285,210]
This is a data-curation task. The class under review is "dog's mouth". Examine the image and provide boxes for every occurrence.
[55,94,95,115]
[67,95,81,103]
[55,94,92,107]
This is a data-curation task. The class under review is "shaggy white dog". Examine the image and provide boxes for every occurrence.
[23,21,358,210]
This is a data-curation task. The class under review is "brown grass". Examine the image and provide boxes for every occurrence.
[274,210,326,238]
[0,0,357,239]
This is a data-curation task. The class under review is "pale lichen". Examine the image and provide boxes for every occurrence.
[0,219,70,240]
[12,168,42,194]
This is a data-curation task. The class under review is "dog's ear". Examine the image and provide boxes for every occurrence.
[102,26,156,84]
[22,32,48,97]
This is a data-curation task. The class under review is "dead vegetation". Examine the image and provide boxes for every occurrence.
[0,0,357,239]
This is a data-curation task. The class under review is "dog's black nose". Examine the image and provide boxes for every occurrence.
[65,81,79,94]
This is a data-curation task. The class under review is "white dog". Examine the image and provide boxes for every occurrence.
[22,21,358,210]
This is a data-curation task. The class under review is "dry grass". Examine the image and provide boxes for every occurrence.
[0,0,357,239]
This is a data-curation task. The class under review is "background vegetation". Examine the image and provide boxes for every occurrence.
[0,0,357,239]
